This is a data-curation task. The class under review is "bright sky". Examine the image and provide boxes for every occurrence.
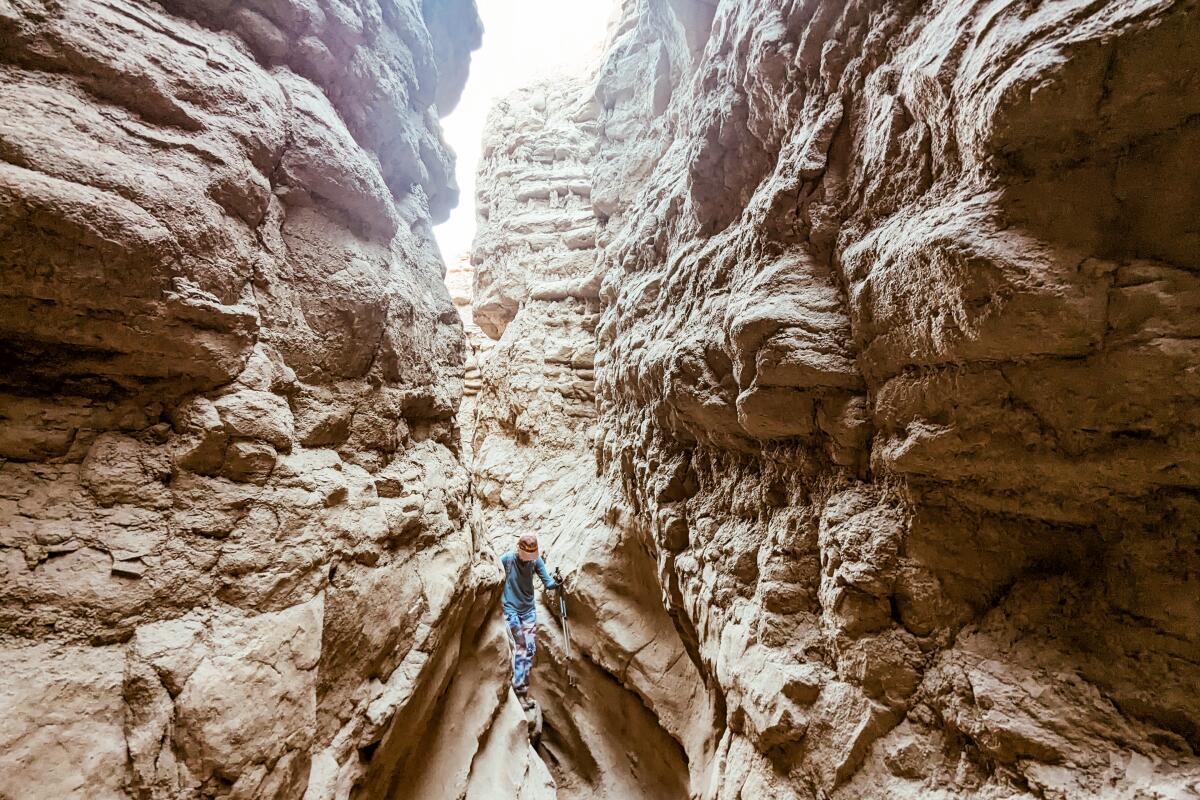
[433,0,614,265]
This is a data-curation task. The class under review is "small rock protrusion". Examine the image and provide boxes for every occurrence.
[524,699,543,742]
[221,440,277,485]
[112,559,147,579]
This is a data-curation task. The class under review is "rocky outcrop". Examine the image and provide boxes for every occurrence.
[0,1,518,798]
[470,1,1200,798]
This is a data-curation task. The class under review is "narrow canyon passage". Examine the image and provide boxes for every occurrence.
[1,1,1199,800]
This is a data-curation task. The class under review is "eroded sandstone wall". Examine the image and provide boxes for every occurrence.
[0,1,522,798]
[471,1,1200,798]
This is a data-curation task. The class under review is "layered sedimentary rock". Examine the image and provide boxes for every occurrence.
[0,1,529,798]
[471,1,1200,798]
[445,255,493,455]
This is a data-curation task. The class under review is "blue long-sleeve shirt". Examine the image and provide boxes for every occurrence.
[500,551,556,616]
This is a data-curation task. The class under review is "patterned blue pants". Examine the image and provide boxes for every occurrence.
[504,608,537,697]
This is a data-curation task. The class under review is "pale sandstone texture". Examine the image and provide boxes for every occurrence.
[446,255,494,455]
[470,0,1200,798]
[0,0,534,798]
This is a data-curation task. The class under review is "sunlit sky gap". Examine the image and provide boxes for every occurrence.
[433,0,614,265]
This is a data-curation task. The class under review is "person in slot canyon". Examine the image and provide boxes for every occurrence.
[500,533,559,710]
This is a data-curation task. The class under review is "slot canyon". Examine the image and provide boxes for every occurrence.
[1,0,1198,798]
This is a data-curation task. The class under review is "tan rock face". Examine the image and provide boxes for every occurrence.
[469,1,1200,798]
[446,255,494,455]
[0,1,522,798]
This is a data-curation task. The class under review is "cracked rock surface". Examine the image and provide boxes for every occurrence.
[467,0,1200,798]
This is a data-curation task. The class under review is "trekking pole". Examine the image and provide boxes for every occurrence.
[554,567,571,659]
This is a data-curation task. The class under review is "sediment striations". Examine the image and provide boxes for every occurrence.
[471,0,1200,798]
[445,255,493,456]
[0,1,522,798]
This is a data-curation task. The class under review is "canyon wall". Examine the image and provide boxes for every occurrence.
[0,1,528,798]
[471,0,1200,798]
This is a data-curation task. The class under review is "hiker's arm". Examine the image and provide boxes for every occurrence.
[535,559,557,591]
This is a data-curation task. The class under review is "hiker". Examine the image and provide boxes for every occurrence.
[500,533,557,710]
